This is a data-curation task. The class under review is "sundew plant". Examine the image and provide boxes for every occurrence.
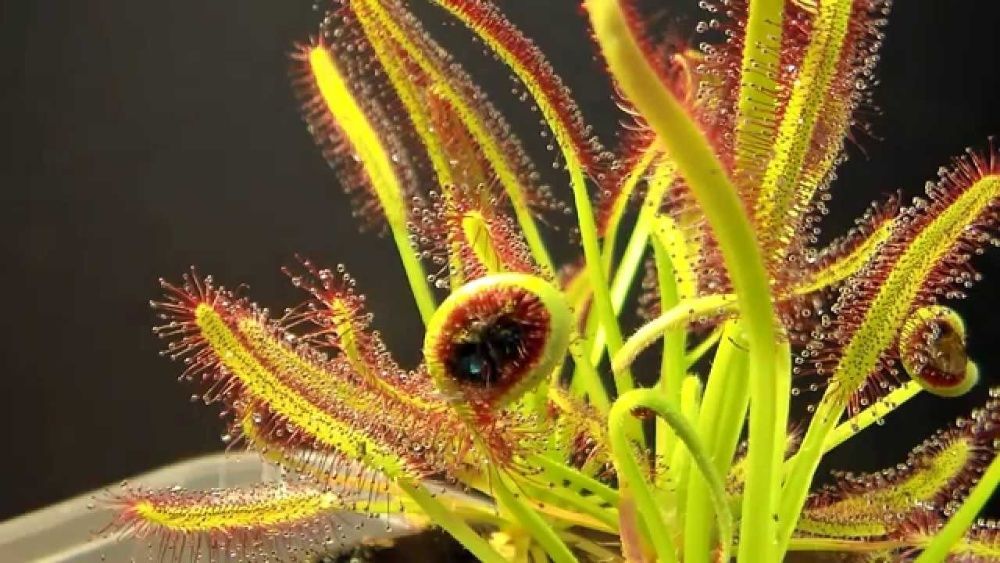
[105,0,1000,561]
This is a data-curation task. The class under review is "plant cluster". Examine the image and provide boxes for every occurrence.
[105,0,1000,561]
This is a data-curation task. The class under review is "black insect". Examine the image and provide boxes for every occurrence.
[448,317,526,386]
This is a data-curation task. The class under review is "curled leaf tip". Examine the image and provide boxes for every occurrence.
[424,273,571,414]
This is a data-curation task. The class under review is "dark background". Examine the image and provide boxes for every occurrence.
[2,0,999,522]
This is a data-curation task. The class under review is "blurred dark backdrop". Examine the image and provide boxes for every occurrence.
[1,0,999,521]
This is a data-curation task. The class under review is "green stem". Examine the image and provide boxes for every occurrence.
[529,454,620,506]
[669,375,704,528]
[461,470,613,533]
[568,164,633,397]
[397,479,506,563]
[388,223,437,324]
[516,205,557,278]
[618,489,655,562]
[518,479,618,531]
[610,389,734,563]
[491,471,578,563]
[776,389,845,553]
[685,325,724,369]
[771,337,792,496]
[600,145,663,274]
[684,321,749,561]
[567,332,611,413]
[570,162,670,400]
[611,294,738,376]
[588,161,676,367]
[587,2,784,558]
[609,407,679,562]
[561,530,625,562]
[651,222,686,461]
[915,453,1000,562]
[823,381,922,453]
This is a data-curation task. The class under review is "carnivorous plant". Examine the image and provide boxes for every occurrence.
[105,0,1000,560]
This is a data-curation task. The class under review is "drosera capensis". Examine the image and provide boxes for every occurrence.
[105,0,1000,561]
